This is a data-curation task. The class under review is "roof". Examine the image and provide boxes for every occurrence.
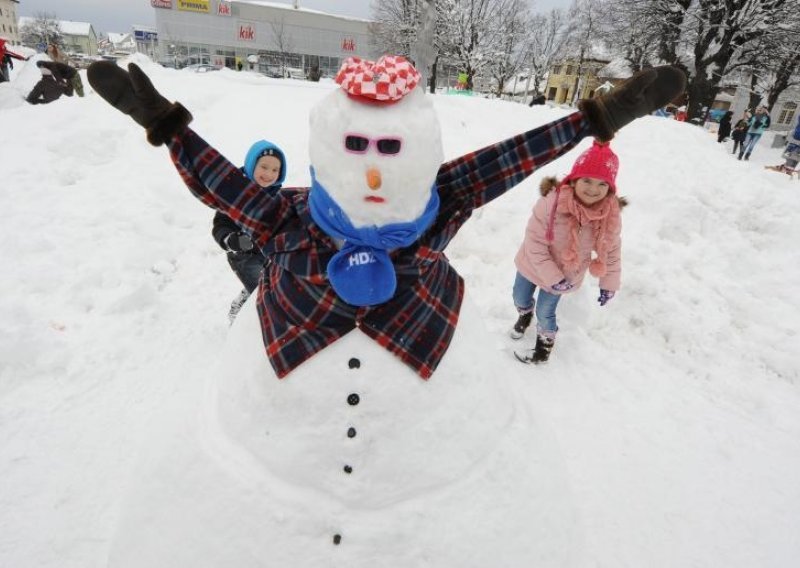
[107,33,131,44]
[597,58,633,80]
[234,0,372,23]
[18,17,95,37]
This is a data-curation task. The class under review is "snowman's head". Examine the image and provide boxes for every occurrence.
[309,56,443,228]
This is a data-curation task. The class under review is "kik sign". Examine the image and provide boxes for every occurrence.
[151,0,172,8]
[237,21,256,41]
[341,38,356,52]
[217,0,231,16]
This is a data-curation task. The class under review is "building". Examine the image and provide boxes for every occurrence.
[133,25,159,60]
[99,32,137,56]
[544,56,629,105]
[18,16,98,55]
[728,77,800,133]
[150,0,372,76]
[0,0,20,43]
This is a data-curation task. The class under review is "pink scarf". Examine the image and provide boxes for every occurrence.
[546,184,620,277]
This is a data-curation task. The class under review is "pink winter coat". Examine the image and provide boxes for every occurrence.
[514,189,621,294]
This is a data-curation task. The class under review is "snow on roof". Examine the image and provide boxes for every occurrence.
[107,33,130,44]
[597,58,633,80]
[18,16,94,37]
[234,1,372,23]
[58,20,93,36]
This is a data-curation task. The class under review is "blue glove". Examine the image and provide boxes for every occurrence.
[551,278,574,292]
[598,289,615,306]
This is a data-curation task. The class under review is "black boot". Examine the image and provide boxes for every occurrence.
[509,312,533,340]
[87,61,192,146]
[744,153,750,161]
[738,152,743,160]
[514,334,555,364]
[578,66,687,142]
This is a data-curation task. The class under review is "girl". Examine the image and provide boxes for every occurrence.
[211,140,286,321]
[731,111,750,156]
[511,140,624,364]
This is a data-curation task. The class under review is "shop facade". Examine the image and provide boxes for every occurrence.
[151,0,372,77]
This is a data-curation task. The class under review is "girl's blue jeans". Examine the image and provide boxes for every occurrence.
[512,271,562,333]
[742,132,762,155]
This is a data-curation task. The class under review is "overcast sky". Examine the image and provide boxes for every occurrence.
[18,0,572,35]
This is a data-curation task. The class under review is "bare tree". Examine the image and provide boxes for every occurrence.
[563,0,604,106]
[596,0,660,72]
[20,12,63,48]
[728,5,800,112]
[370,0,427,57]
[438,0,518,90]
[410,0,439,92]
[486,0,530,97]
[665,0,789,120]
[269,18,295,77]
[519,9,569,99]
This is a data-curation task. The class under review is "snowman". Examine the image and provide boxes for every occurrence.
[88,57,684,567]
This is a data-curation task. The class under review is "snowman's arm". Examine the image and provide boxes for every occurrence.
[167,128,292,245]
[435,112,590,211]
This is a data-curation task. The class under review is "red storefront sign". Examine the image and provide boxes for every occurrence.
[341,38,355,52]
[151,0,172,8]
[217,0,231,16]
[238,22,256,41]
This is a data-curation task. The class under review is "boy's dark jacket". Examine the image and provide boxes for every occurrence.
[26,76,65,105]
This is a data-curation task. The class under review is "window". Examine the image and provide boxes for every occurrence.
[565,65,573,75]
[777,101,797,125]
[552,65,562,75]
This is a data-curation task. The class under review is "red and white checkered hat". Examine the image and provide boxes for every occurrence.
[335,55,421,104]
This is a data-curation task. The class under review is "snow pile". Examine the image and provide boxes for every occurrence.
[0,61,798,568]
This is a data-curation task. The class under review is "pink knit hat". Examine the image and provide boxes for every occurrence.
[563,140,619,192]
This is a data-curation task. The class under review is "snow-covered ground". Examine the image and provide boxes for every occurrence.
[1,54,799,568]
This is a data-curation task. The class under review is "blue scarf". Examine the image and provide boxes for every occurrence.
[308,167,440,306]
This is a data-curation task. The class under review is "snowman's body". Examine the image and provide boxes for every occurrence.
[108,57,587,567]
[109,291,584,567]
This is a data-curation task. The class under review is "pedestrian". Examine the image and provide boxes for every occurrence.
[511,140,625,364]
[739,106,771,160]
[0,38,27,83]
[46,44,70,64]
[528,93,546,107]
[212,140,287,322]
[37,59,85,97]
[25,65,67,105]
[765,114,800,176]
[717,110,733,143]
[731,111,750,155]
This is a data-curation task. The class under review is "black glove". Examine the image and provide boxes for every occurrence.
[224,232,255,253]
[87,61,192,146]
[578,66,686,142]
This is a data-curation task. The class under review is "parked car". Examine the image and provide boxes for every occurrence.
[284,67,306,80]
[183,63,220,73]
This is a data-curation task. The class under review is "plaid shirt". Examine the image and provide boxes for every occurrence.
[167,112,589,379]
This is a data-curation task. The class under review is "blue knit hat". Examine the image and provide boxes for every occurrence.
[243,140,287,187]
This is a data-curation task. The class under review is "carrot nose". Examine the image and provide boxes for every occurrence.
[366,168,382,190]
